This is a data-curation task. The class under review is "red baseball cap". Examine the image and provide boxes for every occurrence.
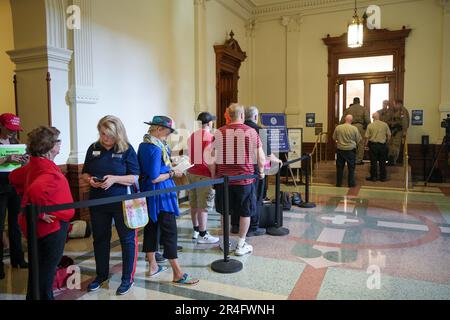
[0,113,23,131]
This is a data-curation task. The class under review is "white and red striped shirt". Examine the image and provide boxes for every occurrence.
[214,123,262,185]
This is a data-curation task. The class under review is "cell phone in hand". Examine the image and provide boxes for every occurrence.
[93,177,106,183]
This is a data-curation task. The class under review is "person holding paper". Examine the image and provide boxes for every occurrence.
[186,112,219,244]
[0,113,28,280]
[138,116,199,285]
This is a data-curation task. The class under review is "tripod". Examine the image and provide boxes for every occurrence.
[424,135,449,186]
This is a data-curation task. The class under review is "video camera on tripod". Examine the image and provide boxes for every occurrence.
[425,114,450,185]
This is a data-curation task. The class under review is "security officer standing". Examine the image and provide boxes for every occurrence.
[387,99,409,166]
[377,100,391,123]
[333,114,362,188]
[365,112,391,182]
[341,97,370,165]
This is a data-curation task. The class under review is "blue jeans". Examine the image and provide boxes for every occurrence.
[90,203,138,284]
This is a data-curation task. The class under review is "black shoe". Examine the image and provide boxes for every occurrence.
[11,261,28,269]
[336,184,343,187]
[231,225,239,234]
[177,245,183,252]
[379,178,387,182]
[247,228,266,237]
[155,252,167,263]
[0,264,4,280]
[365,177,377,182]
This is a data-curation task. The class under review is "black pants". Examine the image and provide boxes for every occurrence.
[0,189,25,267]
[336,149,356,187]
[369,142,388,180]
[90,203,138,284]
[26,221,69,300]
[142,212,178,260]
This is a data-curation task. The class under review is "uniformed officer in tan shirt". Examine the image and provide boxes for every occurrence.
[340,97,370,165]
[387,99,409,165]
[377,100,391,124]
[333,114,362,188]
[365,112,391,182]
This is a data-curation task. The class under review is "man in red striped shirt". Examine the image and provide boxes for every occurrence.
[213,104,265,256]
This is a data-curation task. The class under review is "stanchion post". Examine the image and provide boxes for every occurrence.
[26,204,40,300]
[266,164,289,236]
[211,176,243,273]
[299,155,316,208]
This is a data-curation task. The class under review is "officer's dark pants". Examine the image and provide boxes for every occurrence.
[90,204,138,284]
[0,188,25,267]
[369,142,388,180]
[26,221,68,300]
[336,149,356,187]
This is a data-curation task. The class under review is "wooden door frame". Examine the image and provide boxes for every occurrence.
[214,31,247,127]
[323,27,411,159]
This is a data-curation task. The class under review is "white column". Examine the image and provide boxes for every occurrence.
[439,0,450,140]
[281,15,302,127]
[194,0,209,116]
[7,0,73,165]
[66,0,99,164]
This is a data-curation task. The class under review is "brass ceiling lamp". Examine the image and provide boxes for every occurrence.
[347,0,364,48]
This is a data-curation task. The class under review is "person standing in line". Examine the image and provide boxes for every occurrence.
[82,115,140,296]
[0,113,28,280]
[365,112,391,182]
[340,97,370,165]
[187,112,219,244]
[138,116,199,285]
[333,115,361,188]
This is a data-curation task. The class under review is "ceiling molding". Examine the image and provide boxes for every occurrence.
[214,0,253,21]
[235,0,423,20]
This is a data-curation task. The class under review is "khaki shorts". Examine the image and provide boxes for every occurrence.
[186,172,215,211]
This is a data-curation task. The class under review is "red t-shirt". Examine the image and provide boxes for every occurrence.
[187,129,214,177]
[214,123,262,185]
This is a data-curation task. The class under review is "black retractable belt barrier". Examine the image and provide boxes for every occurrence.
[299,154,316,208]
[266,163,289,236]
[211,176,243,274]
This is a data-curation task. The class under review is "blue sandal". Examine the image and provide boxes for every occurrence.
[173,273,199,285]
[149,265,168,277]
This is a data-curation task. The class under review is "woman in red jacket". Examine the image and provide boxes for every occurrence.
[9,126,74,300]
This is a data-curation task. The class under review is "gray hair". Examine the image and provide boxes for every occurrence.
[227,103,245,121]
[245,106,259,121]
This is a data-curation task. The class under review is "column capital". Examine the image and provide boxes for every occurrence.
[280,15,302,32]
[7,46,73,72]
[246,19,257,38]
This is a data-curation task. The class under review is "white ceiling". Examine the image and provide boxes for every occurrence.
[248,0,296,6]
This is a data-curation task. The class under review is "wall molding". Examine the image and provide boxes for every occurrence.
[7,46,73,72]
[67,85,99,104]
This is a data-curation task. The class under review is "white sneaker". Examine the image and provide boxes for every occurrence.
[197,232,220,244]
[235,242,253,256]
[192,231,199,239]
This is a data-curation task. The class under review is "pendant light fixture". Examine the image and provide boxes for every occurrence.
[348,0,364,48]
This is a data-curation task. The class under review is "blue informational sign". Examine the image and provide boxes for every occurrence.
[260,113,290,153]
[411,110,423,126]
[306,113,315,127]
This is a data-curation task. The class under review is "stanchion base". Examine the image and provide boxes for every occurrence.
[266,227,290,236]
[211,259,243,274]
[299,202,316,208]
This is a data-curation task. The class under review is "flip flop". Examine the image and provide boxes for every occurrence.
[149,265,168,277]
[173,273,199,286]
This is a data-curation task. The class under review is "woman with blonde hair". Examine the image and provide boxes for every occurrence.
[82,115,140,296]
